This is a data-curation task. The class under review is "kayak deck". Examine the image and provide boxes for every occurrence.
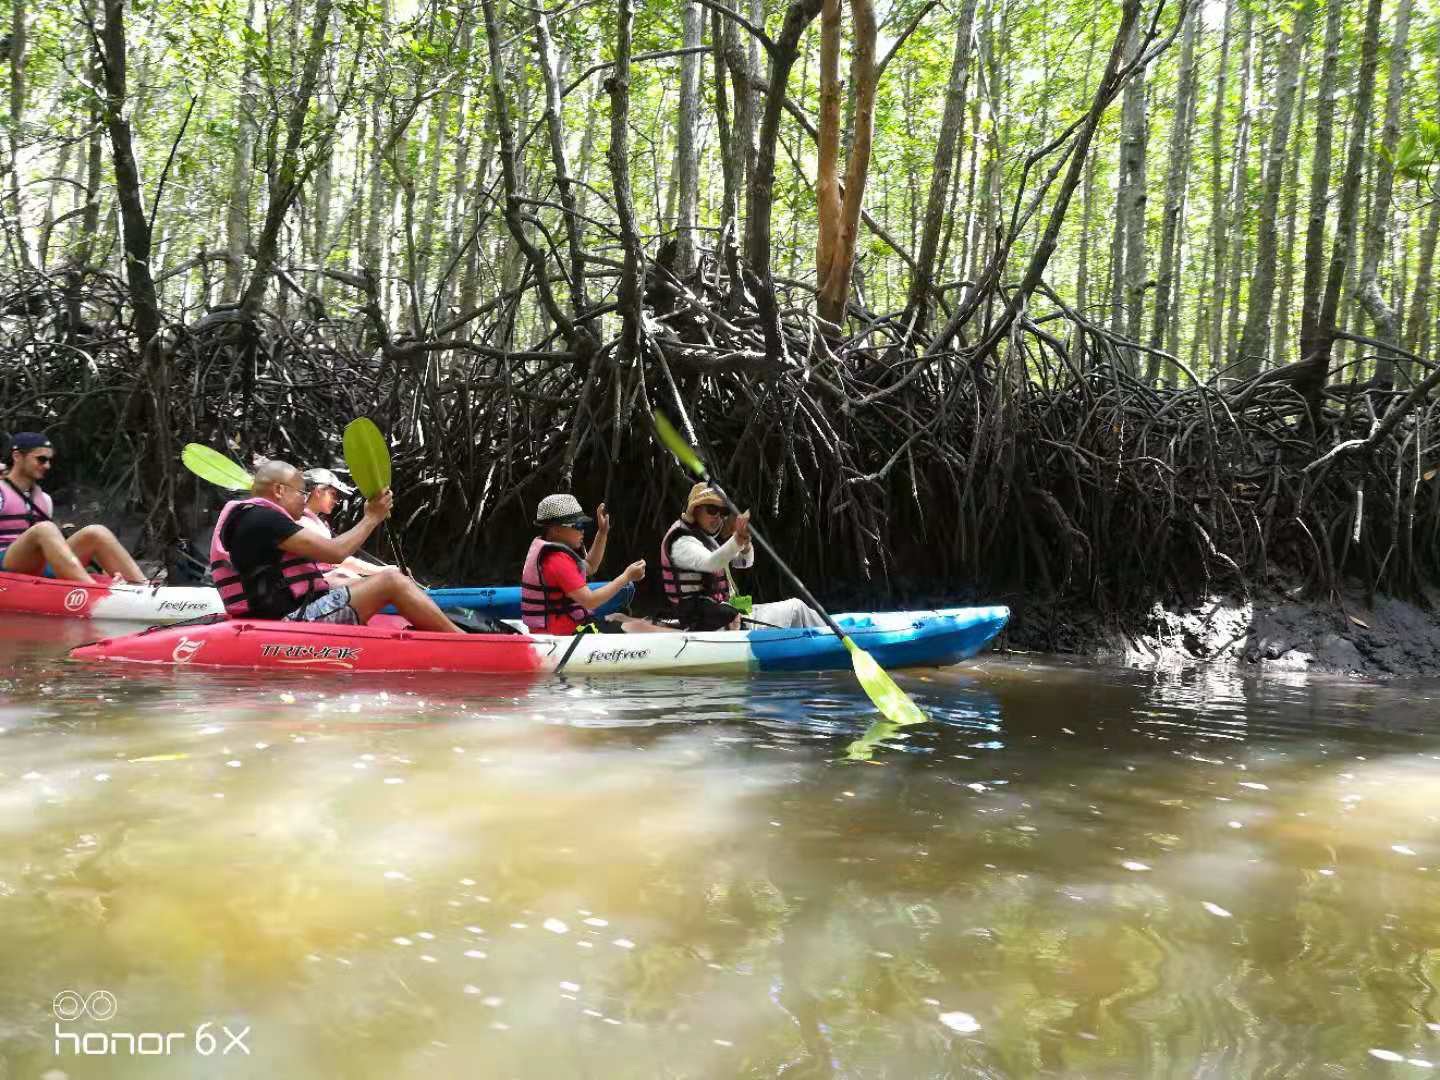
[70,606,1010,675]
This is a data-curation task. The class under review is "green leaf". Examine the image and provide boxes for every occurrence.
[181,444,253,491]
[343,417,391,498]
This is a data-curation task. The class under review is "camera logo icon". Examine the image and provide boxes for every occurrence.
[53,990,118,1022]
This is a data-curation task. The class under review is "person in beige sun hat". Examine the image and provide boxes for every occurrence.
[658,482,825,631]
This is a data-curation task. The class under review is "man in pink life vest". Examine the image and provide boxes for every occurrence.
[0,432,147,584]
[209,458,460,631]
[520,493,649,635]
[660,482,825,630]
[298,466,394,584]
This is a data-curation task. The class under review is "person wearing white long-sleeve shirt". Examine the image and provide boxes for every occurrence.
[660,483,826,630]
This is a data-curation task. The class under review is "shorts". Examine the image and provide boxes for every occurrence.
[283,586,359,625]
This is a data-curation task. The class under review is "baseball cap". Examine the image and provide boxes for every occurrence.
[303,467,355,495]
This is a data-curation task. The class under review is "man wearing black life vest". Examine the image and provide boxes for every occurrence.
[660,483,827,631]
[520,494,648,635]
[0,431,148,584]
[210,459,460,631]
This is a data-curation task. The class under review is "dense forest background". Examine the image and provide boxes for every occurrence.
[1,0,1438,612]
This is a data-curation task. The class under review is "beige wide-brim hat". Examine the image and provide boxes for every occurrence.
[681,482,727,524]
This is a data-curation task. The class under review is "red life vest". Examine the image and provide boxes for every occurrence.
[659,519,732,608]
[520,536,589,633]
[0,478,53,546]
[209,497,329,619]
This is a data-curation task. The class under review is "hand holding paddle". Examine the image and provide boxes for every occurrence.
[343,418,414,581]
[651,409,928,757]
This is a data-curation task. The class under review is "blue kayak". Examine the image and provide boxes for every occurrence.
[416,582,624,619]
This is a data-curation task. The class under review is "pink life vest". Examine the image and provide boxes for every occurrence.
[0,478,53,546]
[209,497,329,618]
[300,509,337,572]
[520,536,589,633]
[659,519,732,608]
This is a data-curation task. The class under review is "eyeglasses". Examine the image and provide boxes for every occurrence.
[277,482,312,497]
[31,455,53,465]
[695,505,727,517]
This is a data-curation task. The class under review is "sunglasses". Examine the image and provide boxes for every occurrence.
[695,504,728,516]
[29,454,54,465]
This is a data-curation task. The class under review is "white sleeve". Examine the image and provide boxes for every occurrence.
[670,534,746,574]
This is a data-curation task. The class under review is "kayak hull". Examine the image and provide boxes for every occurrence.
[0,572,223,622]
[69,606,1009,675]
[0,572,547,624]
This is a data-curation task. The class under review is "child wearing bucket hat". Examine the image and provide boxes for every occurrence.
[519,493,647,635]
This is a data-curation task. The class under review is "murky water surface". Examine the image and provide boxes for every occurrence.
[2,616,1440,1077]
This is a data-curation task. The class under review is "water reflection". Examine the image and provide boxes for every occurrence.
[0,621,1439,1075]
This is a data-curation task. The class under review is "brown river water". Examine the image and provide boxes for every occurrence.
[1,614,1439,1078]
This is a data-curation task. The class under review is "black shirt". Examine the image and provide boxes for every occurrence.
[224,504,303,577]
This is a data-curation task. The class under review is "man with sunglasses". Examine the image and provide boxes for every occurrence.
[660,482,825,630]
[0,431,148,584]
[209,459,459,631]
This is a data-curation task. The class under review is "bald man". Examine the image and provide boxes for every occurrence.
[209,459,460,632]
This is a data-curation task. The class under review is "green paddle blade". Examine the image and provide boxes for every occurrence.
[842,636,929,760]
[343,418,391,498]
[652,410,706,477]
[181,443,253,491]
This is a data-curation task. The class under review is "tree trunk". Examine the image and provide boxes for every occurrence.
[671,1,704,276]
[1119,18,1147,346]
[606,0,643,367]
[1149,4,1199,370]
[1236,0,1313,374]
[1358,0,1414,383]
[903,0,977,331]
[1293,0,1384,416]
[1204,0,1235,371]
[480,0,576,345]
[223,0,257,298]
[1221,7,1254,370]
[98,0,160,342]
[531,1,589,317]
[1272,62,1308,369]
[238,0,334,315]
[1297,0,1344,359]
[745,0,824,359]
[1403,56,1440,361]
[6,0,31,269]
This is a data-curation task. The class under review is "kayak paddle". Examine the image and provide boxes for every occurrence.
[181,444,253,491]
[651,410,928,754]
[342,417,414,579]
[342,418,391,498]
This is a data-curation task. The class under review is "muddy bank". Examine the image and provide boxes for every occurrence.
[999,585,1440,679]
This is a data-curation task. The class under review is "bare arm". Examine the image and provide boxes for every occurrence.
[566,558,645,611]
[585,503,610,575]
[280,490,390,564]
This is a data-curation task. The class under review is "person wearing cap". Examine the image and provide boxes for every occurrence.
[0,432,148,584]
[209,458,461,631]
[520,494,647,635]
[299,467,394,583]
[660,482,826,630]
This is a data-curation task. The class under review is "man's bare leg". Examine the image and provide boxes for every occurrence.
[1,522,94,583]
[346,569,460,633]
[67,525,145,583]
